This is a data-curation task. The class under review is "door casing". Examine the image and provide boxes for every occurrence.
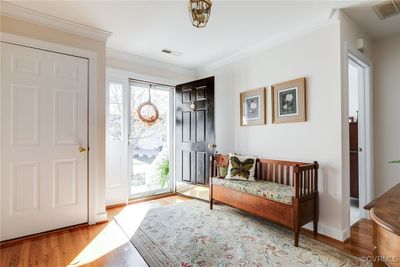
[343,45,373,236]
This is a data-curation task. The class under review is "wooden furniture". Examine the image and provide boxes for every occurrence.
[349,121,359,198]
[365,183,400,267]
[209,156,319,247]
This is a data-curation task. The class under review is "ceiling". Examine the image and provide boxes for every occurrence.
[4,1,383,71]
[343,2,400,40]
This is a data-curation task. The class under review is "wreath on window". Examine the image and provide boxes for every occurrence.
[135,85,159,126]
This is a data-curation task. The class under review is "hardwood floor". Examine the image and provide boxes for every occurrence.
[1,196,373,267]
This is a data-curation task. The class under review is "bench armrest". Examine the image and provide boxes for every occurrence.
[293,161,319,199]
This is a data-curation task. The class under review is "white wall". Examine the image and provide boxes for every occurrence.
[372,34,400,196]
[201,22,348,240]
[339,11,373,234]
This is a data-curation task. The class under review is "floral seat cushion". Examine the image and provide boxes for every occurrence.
[212,177,294,205]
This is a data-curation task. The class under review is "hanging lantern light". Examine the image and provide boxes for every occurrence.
[188,0,212,28]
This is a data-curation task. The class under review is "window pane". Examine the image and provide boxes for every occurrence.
[109,83,123,103]
[108,82,123,142]
[108,123,122,141]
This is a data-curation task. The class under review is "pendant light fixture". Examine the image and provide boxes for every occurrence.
[188,0,212,28]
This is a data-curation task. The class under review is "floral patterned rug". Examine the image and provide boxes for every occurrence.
[115,200,370,267]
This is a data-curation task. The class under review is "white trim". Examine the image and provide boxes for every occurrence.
[197,17,340,76]
[1,32,104,225]
[1,2,112,42]
[303,222,350,241]
[107,67,182,87]
[342,44,374,233]
[107,49,196,78]
[348,49,374,216]
[105,72,130,206]
[106,67,181,204]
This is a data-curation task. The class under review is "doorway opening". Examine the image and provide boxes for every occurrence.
[347,53,371,227]
[128,80,174,199]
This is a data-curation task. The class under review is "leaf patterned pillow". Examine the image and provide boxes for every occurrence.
[225,154,256,181]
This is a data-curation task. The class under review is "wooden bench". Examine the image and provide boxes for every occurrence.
[209,156,319,247]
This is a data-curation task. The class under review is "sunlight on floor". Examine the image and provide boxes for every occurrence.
[67,197,186,266]
[176,182,209,200]
[68,206,150,266]
[68,220,129,266]
[114,204,153,238]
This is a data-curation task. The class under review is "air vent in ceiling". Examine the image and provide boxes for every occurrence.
[161,49,172,54]
[373,0,400,20]
[161,48,183,56]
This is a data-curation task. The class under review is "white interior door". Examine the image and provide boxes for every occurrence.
[1,42,89,241]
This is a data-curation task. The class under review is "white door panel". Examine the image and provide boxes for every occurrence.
[1,42,89,241]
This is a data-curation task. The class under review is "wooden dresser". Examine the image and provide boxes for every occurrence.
[365,183,400,267]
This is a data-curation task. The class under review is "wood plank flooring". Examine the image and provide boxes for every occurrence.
[1,196,373,266]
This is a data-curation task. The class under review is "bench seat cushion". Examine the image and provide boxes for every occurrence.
[212,178,294,205]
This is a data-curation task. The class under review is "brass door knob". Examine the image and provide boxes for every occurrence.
[78,147,87,153]
[208,144,217,150]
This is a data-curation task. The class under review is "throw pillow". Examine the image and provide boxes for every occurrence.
[225,154,256,181]
[214,154,229,178]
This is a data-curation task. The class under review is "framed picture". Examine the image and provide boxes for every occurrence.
[240,87,266,126]
[272,77,306,123]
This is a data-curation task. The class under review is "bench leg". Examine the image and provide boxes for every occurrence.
[313,220,318,236]
[294,230,299,247]
[210,199,213,210]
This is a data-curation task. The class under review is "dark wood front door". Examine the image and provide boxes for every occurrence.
[176,77,215,185]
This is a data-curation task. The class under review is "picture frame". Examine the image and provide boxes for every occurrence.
[240,87,266,126]
[272,77,306,123]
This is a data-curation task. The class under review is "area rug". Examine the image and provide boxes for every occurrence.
[115,200,370,267]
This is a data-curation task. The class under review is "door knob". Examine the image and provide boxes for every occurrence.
[78,146,87,153]
[208,144,217,150]
[190,101,196,111]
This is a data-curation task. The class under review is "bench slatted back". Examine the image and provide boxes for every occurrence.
[255,159,306,186]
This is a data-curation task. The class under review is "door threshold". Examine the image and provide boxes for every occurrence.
[176,181,209,188]
[176,192,209,203]
[128,192,177,205]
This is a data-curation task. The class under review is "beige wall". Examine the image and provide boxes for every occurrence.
[201,22,346,240]
[1,15,107,219]
[372,34,400,196]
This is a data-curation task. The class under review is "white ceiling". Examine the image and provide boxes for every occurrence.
[343,2,400,40]
[5,1,376,71]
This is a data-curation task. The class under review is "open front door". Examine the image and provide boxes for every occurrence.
[175,77,215,186]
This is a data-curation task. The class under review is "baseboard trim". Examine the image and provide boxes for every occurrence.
[0,223,88,248]
[94,211,108,224]
[106,202,128,210]
[303,222,349,242]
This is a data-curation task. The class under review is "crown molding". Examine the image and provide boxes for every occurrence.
[196,14,340,76]
[107,48,197,78]
[0,2,112,42]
